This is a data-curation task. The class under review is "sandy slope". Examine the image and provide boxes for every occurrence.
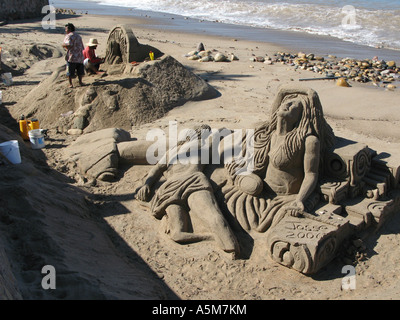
[1,13,400,300]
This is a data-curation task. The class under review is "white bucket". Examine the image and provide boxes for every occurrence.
[0,140,21,164]
[28,129,45,149]
[1,72,13,86]
[83,58,89,68]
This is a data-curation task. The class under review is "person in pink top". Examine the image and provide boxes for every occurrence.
[82,38,104,75]
[62,23,85,88]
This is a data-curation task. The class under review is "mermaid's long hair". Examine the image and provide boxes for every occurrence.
[226,86,335,179]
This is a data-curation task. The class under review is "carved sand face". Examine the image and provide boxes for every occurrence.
[277,98,303,123]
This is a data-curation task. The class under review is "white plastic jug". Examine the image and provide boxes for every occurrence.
[28,129,45,149]
[0,140,21,164]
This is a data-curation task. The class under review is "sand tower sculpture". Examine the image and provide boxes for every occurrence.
[134,85,400,274]
[105,24,162,65]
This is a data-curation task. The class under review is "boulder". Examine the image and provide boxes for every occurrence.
[214,53,228,62]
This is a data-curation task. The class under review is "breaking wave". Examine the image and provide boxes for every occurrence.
[83,0,400,49]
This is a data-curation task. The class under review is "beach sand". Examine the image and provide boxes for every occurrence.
[1,12,400,300]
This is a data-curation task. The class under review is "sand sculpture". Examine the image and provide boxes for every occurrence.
[105,24,162,65]
[55,25,217,182]
[136,125,240,256]
[13,25,217,142]
[16,23,398,274]
[128,85,400,274]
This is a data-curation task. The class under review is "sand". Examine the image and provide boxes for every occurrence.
[1,12,400,301]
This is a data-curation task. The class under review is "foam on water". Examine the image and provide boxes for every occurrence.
[72,0,400,50]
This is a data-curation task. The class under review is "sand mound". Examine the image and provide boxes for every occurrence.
[13,54,218,133]
[0,43,62,75]
[0,124,177,299]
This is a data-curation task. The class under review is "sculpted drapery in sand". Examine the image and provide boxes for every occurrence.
[136,125,240,257]
[222,86,336,232]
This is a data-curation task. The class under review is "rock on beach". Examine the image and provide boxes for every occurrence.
[260,51,399,87]
[186,47,238,63]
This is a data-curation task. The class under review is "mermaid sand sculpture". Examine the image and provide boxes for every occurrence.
[132,85,400,274]
[221,86,335,231]
[134,86,337,269]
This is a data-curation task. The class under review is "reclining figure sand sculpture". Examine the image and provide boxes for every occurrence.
[136,125,240,258]
[131,85,400,274]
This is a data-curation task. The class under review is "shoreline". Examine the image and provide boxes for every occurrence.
[51,0,400,63]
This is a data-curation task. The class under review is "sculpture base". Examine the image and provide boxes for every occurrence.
[265,212,350,274]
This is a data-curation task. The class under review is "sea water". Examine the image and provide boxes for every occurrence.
[74,0,400,50]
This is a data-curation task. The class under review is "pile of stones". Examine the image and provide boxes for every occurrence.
[258,51,399,87]
[185,49,239,63]
[185,43,239,63]
[55,8,77,15]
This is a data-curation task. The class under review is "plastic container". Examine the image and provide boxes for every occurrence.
[1,72,13,86]
[149,51,154,60]
[0,91,2,105]
[27,118,40,131]
[0,140,21,164]
[19,117,30,140]
[28,129,45,149]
